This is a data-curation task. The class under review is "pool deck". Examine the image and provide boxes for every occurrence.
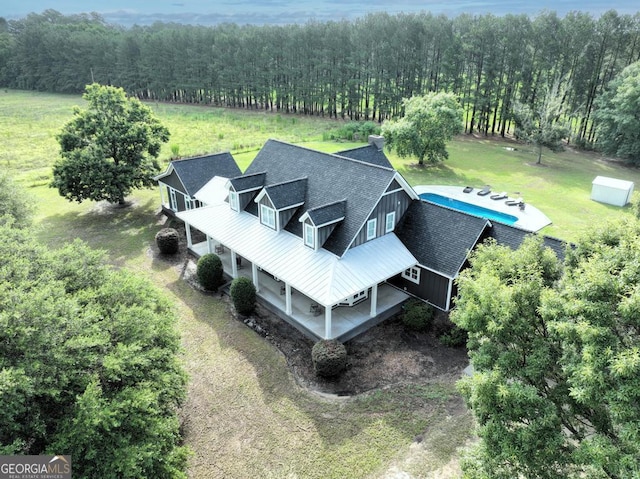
[413,185,551,232]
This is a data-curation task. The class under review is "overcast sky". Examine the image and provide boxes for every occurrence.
[3,1,639,26]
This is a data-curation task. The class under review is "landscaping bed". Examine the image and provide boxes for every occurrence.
[153,219,469,397]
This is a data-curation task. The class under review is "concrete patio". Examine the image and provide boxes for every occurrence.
[413,184,552,232]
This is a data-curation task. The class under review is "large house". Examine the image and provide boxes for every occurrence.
[171,136,564,341]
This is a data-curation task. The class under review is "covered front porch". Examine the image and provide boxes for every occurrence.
[189,238,410,342]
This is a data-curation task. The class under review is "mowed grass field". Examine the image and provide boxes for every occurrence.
[2,88,639,478]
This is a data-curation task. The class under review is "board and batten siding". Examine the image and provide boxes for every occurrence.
[160,183,187,212]
[303,218,339,248]
[397,268,451,311]
[351,190,412,248]
[279,208,298,229]
[160,172,186,193]
[236,189,258,211]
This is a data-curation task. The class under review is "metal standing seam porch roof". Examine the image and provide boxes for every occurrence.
[177,203,417,306]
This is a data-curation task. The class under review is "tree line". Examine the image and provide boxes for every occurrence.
[1,9,639,147]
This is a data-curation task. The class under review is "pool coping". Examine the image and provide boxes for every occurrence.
[413,185,552,232]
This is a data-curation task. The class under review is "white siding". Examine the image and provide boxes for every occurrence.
[591,176,634,207]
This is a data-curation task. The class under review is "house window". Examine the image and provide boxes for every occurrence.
[385,211,396,233]
[229,191,239,211]
[366,218,377,241]
[169,188,178,211]
[304,223,315,248]
[185,197,195,210]
[402,267,420,284]
[260,204,276,229]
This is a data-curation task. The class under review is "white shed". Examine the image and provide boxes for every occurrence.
[591,176,634,207]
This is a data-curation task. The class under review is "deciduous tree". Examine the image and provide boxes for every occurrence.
[453,222,640,479]
[382,92,463,165]
[0,223,188,477]
[513,78,570,164]
[52,83,169,204]
[595,60,640,164]
[0,172,33,227]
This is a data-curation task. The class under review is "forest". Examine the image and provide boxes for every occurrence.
[1,9,639,147]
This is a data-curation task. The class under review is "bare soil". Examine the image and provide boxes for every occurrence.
[153,217,470,396]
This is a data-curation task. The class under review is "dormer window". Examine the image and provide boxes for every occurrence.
[229,190,239,211]
[260,204,276,229]
[304,223,315,249]
[385,211,396,233]
[366,218,377,241]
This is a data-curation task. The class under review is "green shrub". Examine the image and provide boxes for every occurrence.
[328,121,382,141]
[196,253,224,291]
[230,276,256,315]
[311,339,347,377]
[439,325,468,347]
[0,172,34,228]
[402,299,434,331]
[631,193,640,219]
[155,227,180,254]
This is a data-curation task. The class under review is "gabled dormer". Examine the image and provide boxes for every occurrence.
[254,178,308,231]
[227,172,266,213]
[350,172,418,248]
[299,200,346,250]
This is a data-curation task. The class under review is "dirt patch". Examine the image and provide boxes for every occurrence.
[259,302,469,396]
[151,215,470,396]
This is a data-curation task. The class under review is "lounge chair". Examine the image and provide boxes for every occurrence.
[477,185,491,196]
[490,192,507,200]
[506,197,523,206]
[463,186,473,193]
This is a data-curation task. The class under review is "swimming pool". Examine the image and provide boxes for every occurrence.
[419,192,518,225]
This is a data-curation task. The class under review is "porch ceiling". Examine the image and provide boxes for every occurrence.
[177,204,417,306]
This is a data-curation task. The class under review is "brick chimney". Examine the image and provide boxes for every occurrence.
[368,135,385,151]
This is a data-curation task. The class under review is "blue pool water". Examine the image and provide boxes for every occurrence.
[419,192,518,225]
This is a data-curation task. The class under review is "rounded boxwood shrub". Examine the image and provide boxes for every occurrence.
[196,253,224,291]
[230,276,256,315]
[402,299,434,332]
[311,339,347,377]
[155,227,180,254]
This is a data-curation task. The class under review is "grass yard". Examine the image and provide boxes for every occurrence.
[2,88,639,477]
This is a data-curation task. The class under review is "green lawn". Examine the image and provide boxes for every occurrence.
[3,88,639,478]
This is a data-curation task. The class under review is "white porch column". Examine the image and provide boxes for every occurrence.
[230,250,238,278]
[285,284,292,315]
[185,223,193,248]
[252,263,260,292]
[324,307,332,339]
[159,185,165,206]
[445,278,454,311]
[206,235,213,254]
[369,284,378,318]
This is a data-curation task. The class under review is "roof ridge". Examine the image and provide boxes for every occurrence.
[171,151,232,162]
[267,138,396,172]
[306,199,347,212]
[265,176,308,188]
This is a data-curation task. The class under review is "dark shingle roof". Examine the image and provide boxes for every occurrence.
[306,201,346,226]
[243,140,398,256]
[485,222,568,261]
[396,201,490,277]
[170,152,241,195]
[336,144,393,169]
[264,178,308,210]
[229,172,266,192]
